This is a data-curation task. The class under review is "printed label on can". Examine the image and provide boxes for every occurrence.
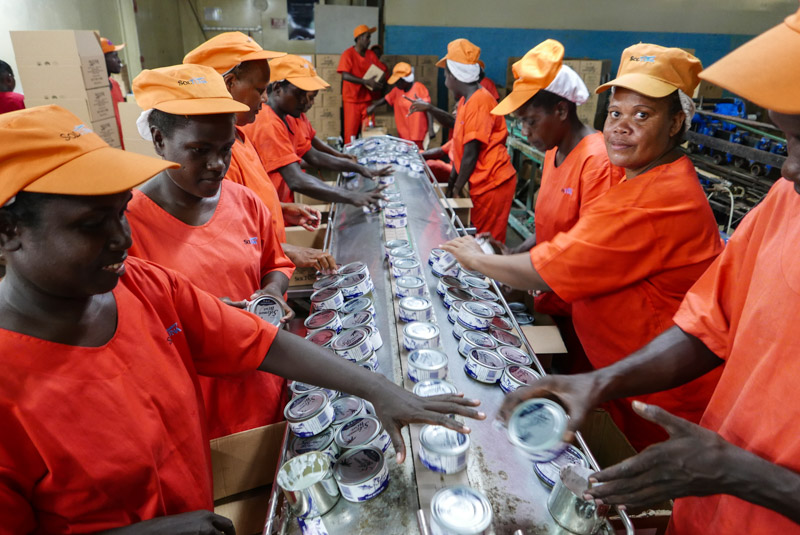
[248,296,283,326]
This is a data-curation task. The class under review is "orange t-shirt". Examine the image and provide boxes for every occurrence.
[385,81,431,142]
[670,178,800,535]
[242,105,302,203]
[288,113,316,157]
[337,47,384,103]
[109,78,125,149]
[452,87,517,196]
[127,181,294,439]
[0,257,277,534]
[479,77,500,100]
[531,156,724,445]
[227,126,287,242]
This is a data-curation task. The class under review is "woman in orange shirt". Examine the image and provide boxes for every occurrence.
[444,44,723,450]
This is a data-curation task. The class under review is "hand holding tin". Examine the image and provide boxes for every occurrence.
[366,165,394,179]
[250,290,294,323]
[282,203,321,231]
[441,235,484,272]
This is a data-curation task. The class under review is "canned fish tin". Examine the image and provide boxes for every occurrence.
[379,174,395,186]
[247,295,283,326]
[340,296,375,317]
[289,427,340,463]
[331,395,368,429]
[341,310,375,331]
[496,346,535,367]
[419,425,470,474]
[430,486,493,535]
[331,327,373,361]
[285,391,335,438]
[385,214,407,228]
[339,261,369,278]
[481,300,506,317]
[403,322,441,350]
[396,275,426,298]
[469,287,498,302]
[462,276,490,290]
[499,365,542,394]
[447,300,464,324]
[389,246,415,264]
[385,239,411,258]
[458,330,497,357]
[365,325,383,351]
[437,275,467,297]
[514,312,535,325]
[464,348,505,383]
[290,381,321,396]
[334,415,391,452]
[457,267,484,282]
[304,309,342,334]
[310,287,344,312]
[452,317,470,340]
[313,274,342,291]
[384,191,402,202]
[333,446,389,502]
[392,257,423,278]
[413,378,459,397]
[407,348,449,383]
[444,287,473,308]
[384,201,407,217]
[507,398,568,462]
[305,328,337,348]
[277,451,340,519]
[491,315,514,332]
[534,445,589,488]
[458,301,495,330]
[399,296,433,322]
[339,272,373,299]
[508,302,527,313]
[490,326,522,348]
[428,247,445,265]
[431,261,459,278]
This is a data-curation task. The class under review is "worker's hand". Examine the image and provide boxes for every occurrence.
[585,401,737,509]
[362,78,379,91]
[98,510,236,535]
[498,372,603,442]
[352,185,389,210]
[369,380,485,463]
[366,165,393,178]
[440,235,484,271]
[219,296,247,309]
[366,103,377,115]
[284,246,338,275]
[405,96,431,115]
[342,153,359,163]
[250,288,294,323]
[476,232,510,255]
[282,203,321,231]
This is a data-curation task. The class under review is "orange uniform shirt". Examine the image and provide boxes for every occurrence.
[531,156,724,449]
[533,132,624,315]
[227,126,287,242]
[242,105,302,203]
[288,113,316,157]
[109,78,125,149]
[337,47,384,103]
[670,178,800,535]
[479,77,500,100]
[0,257,277,534]
[385,82,431,142]
[127,181,294,439]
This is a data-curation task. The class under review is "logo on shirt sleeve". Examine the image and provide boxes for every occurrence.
[166,322,183,344]
[244,237,259,245]
[561,187,574,195]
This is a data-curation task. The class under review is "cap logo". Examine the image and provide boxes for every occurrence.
[630,55,656,63]
[177,77,208,86]
[60,124,93,140]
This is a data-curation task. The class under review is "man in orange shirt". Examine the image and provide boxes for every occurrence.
[367,62,434,149]
[479,67,500,100]
[444,44,723,450]
[500,11,800,534]
[338,24,386,142]
[101,37,126,148]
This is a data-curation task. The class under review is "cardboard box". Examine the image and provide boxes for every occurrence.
[124,139,159,158]
[11,30,108,89]
[117,101,145,141]
[285,225,328,286]
[91,117,121,148]
[695,80,723,99]
[320,92,342,108]
[86,86,115,121]
[440,197,472,226]
[579,59,612,90]
[362,126,388,138]
[316,107,340,121]
[215,486,271,535]
[418,64,439,81]
[25,97,91,124]
[314,54,340,69]
[416,55,439,66]
[16,63,91,99]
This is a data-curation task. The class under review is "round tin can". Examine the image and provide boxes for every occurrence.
[458,301,495,330]
[277,451,340,519]
[428,247,445,266]
[458,330,497,357]
[491,315,514,332]
[452,317,471,340]
[444,287,473,309]
[312,274,343,291]
[407,348,448,383]
[508,302,527,313]
[339,272,373,299]
[354,348,379,372]
[437,275,467,297]
[388,246,415,265]
[340,310,375,331]
[340,296,375,317]
[385,215,407,228]
[481,300,506,317]
[379,174,395,186]
[457,267,484,282]
[413,378,459,397]
[399,296,434,323]
[247,295,284,326]
[338,261,369,278]
[384,201,407,217]
[365,325,383,352]
[430,486,493,535]
[384,191,402,202]
[396,275,426,298]
[419,425,470,474]
[305,328,337,348]
[331,327,373,361]
[507,398,568,462]
[499,365,542,394]
[431,261,459,278]
[304,309,342,334]
[289,381,320,396]
[489,326,522,348]
[496,345,535,367]
[285,391,335,438]
[333,446,389,503]
[469,288,498,302]
[331,395,368,429]
[462,276,490,290]
[392,257,422,278]
[534,445,589,489]
[310,287,344,312]
[464,348,505,383]
[447,300,465,324]
[514,312,535,325]
[334,415,391,453]
[403,322,441,351]
[289,427,340,463]
[384,239,411,258]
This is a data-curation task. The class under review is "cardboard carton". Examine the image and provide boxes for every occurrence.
[439,197,472,226]
[214,486,271,535]
[15,63,91,99]
[86,86,116,121]
[314,54,340,69]
[285,225,329,286]
[24,97,92,124]
[320,92,342,109]
[10,30,108,90]
[91,117,122,148]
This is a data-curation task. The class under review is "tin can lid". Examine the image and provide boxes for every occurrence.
[386,239,410,250]
[340,272,368,288]
[462,276,490,289]
[514,312,535,325]
[248,296,283,325]
[507,302,527,313]
[430,486,493,532]
[341,310,372,330]
[505,365,541,385]
[429,248,445,259]
[497,346,534,366]
[385,201,406,210]
[331,395,365,426]
[449,300,465,312]
[393,258,420,270]
[413,379,459,397]
[462,301,494,319]
[339,261,367,276]
[334,415,382,448]
[334,445,385,485]
[462,330,497,349]
[534,444,589,488]
[313,274,342,290]
[481,300,506,317]
[399,296,432,312]
[467,348,504,369]
[289,427,336,456]
[389,246,415,259]
[304,309,338,329]
[507,398,568,454]
[490,327,521,347]
[458,267,484,278]
[469,288,498,301]
[285,391,328,422]
[311,287,340,302]
[341,296,372,315]
[290,381,320,395]
[277,451,331,492]
[420,425,470,455]
[306,328,336,346]
[331,327,370,351]
[408,348,448,370]
[446,287,473,302]
[397,275,424,289]
[404,321,440,340]
[491,316,514,331]
[440,275,466,289]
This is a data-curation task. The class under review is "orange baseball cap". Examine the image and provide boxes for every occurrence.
[596,43,701,98]
[699,4,800,114]
[100,37,124,54]
[133,64,249,115]
[436,38,484,69]
[183,32,285,74]
[0,106,177,207]
[492,39,564,116]
[354,25,377,39]
[387,62,412,84]
[270,55,330,91]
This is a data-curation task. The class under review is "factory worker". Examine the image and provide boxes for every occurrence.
[243,55,391,205]
[126,64,294,439]
[501,7,800,534]
[296,88,362,164]
[444,44,724,450]
[367,62,434,149]
[100,37,126,148]
[0,60,25,114]
[0,105,483,534]
[479,66,500,100]
[183,32,336,273]
[337,24,386,142]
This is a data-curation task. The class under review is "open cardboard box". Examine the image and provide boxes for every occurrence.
[439,197,473,226]
[294,182,337,206]
[285,224,328,286]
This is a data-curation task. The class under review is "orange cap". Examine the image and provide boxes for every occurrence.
[387,62,413,85]
[270,55,330,91]
[435,38,484,69]
[596,43,701,98]
[492,40,564,116]
[699,5,800,114]
[133,64,249,115]
[354,25,377,39]
[0,106,177,207]
[100,37,124,54]
[183,32,285,74]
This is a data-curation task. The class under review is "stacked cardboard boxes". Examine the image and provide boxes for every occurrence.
[116,101,159,158]
[11,30,121,148]
[313,54,342,140]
